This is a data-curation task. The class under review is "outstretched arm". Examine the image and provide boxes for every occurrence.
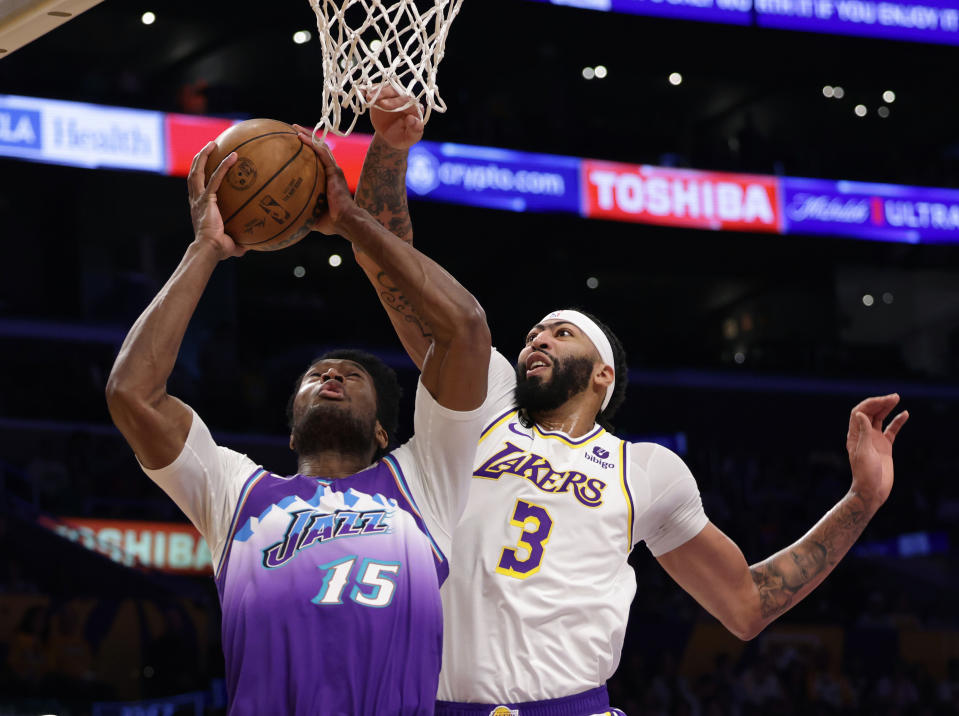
[105,144,244,468]
[300,134,489,411]
[657,394,909,640]
[299,87,433,369]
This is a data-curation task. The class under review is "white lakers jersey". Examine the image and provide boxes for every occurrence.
[438,351,709,703]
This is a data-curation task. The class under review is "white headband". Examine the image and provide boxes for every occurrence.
[539,309,616,411]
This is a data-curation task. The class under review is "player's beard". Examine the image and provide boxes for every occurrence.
[514,354,594,415]
[292,402,377,463]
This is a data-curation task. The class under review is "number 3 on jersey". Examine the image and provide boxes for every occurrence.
[496,500,554,579]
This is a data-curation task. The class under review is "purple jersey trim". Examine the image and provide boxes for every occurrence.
[619,440,634,551]
[532,423,605,445]
[214,467,270,580]
[436,685,612,716]
[480,408,518,440]
[381,454,449,584]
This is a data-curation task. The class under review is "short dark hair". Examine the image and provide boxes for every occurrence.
[286,349,402,461]
[576,310,627,432]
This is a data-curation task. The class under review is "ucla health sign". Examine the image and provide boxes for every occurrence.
[405,142,581,213]
[0,94,164,172]
[0,106,41,151]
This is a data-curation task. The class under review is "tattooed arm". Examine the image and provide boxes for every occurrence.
[298,135,489,411]
[656,394,909,641]
[320,86,434,368]
[353,133,433,369]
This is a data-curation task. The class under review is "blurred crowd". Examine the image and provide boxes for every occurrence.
[609,646,959,716]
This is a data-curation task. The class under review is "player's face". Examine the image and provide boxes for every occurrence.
[515,320,599,412]
[517,320,598,380]
[290,359,380,456]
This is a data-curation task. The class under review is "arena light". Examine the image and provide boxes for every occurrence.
[141,11,156,25]
[832,85,845,99]
[883,292,894,304]
[668,72,683,86]
[293,265,306,278]
[883,90,896,103]
[822,85,834,98]
[329,254,343,267]
[586,276,599,289]
[854,104,867,117]
[293,30,312,44]
[594,65,608,79]
[878,106,890,118]
[862,293,874,306]
[582,67,595,80]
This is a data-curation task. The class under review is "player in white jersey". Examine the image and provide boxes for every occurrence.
[342,89,910,716]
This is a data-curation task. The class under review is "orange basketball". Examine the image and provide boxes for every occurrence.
[204,119,327,251]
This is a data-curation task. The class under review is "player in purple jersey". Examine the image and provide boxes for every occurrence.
[344,87,910,716]
[106,137,491,714]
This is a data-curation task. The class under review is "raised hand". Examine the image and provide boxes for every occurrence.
[188,142,246,259]
[365,85,424,150]
[846,393,909,510]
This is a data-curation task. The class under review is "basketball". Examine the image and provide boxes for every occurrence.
[204,118,327,251]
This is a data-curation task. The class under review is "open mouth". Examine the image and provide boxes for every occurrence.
[525,352,551,378]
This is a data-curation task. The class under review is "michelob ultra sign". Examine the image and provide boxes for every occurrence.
[40,516,212,575]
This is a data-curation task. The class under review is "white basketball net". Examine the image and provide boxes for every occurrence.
[309,0,464,138]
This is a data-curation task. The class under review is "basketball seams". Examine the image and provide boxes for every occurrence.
[205,119,325,251]
[248,155,321,248]
[221,136,305,225]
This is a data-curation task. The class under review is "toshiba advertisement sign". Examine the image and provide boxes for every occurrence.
[583,160,783,233]
[40,516,212,575]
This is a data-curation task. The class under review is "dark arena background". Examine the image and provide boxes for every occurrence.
[2,0,959,714]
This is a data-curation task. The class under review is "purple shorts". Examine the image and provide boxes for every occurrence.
[435,685,627,716]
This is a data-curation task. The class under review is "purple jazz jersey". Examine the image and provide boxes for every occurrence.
[214,453,448,715]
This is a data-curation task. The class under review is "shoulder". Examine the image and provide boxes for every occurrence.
[626,441,707,554]
[626,441,697,501]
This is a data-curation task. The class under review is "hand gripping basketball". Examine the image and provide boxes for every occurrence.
[203,119,327,251]
[295,130,358,236]
[189,142,247,260]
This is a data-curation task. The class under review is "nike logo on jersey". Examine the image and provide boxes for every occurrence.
[262,509,391,569]
[507,422,530,439]
[473,442,607,507]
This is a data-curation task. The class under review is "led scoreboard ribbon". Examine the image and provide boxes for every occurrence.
[2,93,958,244]
[527,0,959,46]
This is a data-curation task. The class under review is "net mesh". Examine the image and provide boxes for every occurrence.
[309,0,464,138]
